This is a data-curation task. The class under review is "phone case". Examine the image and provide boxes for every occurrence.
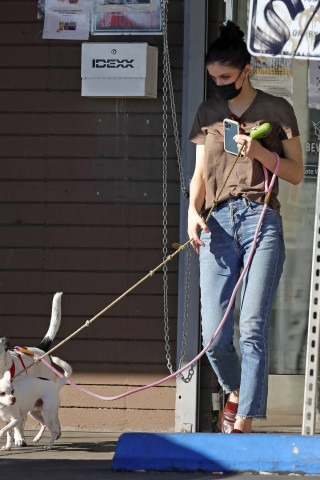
[223,119,239,155]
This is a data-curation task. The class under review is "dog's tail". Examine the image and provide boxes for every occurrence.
[51,356,72,390]
[36,292,63,352]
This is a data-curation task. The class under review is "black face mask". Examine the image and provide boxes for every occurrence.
[211,69,245,101]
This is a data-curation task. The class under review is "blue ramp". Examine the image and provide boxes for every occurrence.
[112,433,320,473]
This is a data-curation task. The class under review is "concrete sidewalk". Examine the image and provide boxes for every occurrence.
[0,430,225,480]
[1,430,320,480]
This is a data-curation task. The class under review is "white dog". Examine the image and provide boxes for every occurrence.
[0,292,63,446]
[0,357,72,450]
[0,292,63,382]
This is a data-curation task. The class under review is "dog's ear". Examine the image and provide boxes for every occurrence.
[3,370,11,382]
[1,337,10,351]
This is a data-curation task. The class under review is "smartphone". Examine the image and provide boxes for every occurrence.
[223,119,239,155]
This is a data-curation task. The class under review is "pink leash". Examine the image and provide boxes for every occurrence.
[14,153,280,402]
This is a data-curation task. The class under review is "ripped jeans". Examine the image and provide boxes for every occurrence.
[199,196,285,419]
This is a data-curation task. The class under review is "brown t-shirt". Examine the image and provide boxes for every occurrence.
[189,89,300,213]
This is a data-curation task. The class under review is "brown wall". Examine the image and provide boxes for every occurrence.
[0,0,184,432]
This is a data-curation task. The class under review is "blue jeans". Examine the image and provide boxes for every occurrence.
[199,196,285,419]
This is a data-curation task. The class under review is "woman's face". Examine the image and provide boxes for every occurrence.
[207,62,249,87]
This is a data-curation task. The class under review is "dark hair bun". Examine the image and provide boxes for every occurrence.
[219,21,245,42]
[205,21,250,68]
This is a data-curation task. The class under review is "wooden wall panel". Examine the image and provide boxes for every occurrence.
[0,248,178,271]
[59,385,175,410]
[0,136,178,158]
[0,292,178,320]
[0,204,180,225]
[0,68,183,91]
[0,91,183,113]
[26,407,175,432]
[0,226,180,249]
[2,316,178,343]
[0,113,182,136]
[0,272,179,295]
[0,45,183,69]
[0,158,179,182]
[0,0,184,432]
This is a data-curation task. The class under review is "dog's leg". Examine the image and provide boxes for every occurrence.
[33,424,46,443]
[55,415,61,439]
[13,425,27,447]
[29,409,46,443]
[14,416,27,447]
[44,426,57,450]
[0,418,18,447]
[42,411,58,450]
[0,425,13,451]
[45,429,57,450]
[5,428,13,451]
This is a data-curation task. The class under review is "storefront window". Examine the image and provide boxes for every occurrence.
[233,0,319,374]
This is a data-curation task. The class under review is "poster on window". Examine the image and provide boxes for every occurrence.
[308,60,320,109]
[92,0,162,35]
[37,0,45,20]
[250,56,293,104]
[248,0,320,59]
[43,0,90,40]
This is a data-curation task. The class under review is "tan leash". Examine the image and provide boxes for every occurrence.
[14,143,245,377]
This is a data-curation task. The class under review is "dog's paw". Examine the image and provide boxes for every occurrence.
[1,445,11,451]
[14,439,27,447]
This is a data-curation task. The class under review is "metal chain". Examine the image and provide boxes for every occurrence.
[161,0,192,382]
[161,0,188,200]
[178,244,194,383]
[161,0,171,374]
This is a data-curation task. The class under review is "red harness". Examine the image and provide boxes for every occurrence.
[9,353,27,380]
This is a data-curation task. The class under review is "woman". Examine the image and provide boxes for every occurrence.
[188,21,303,434]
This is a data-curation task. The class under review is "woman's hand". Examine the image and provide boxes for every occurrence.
[233,134,303,185]
[188,210,209,255]
[233,134,264,159]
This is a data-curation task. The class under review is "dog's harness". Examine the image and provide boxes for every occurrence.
[9,352,28,380]
[9,362,15,380]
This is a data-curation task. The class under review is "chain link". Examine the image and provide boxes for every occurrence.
[178,244,194,383]
[178,244,191,370]
[161,0,193,382]
[161,0,172,374]
[161,1,188,201]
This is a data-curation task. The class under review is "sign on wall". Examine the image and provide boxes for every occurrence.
[248,0,320,59]
[250,56,293,103]
[42,0,90,40]
[92,0,162,35]
[308,60,320,108]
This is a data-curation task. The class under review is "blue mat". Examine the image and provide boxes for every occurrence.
[112,433,320,473]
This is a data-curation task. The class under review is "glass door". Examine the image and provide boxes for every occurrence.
[234,0,319,432]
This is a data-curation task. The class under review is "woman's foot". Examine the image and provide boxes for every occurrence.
[233,417,252,433]
[228,390,239,404]
[221,400,238,433]
[221,390,239,433]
